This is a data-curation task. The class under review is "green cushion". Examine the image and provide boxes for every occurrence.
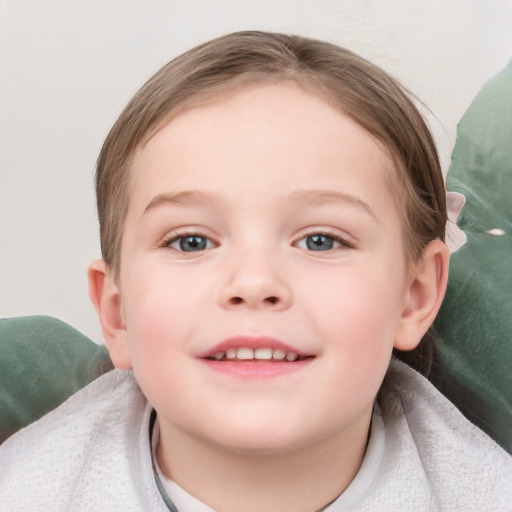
[432,59,512,454]
[0,316,112,443]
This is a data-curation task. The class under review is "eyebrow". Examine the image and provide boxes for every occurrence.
[286,190,377,221]
[143,191,214,214]
[143,189,377,221]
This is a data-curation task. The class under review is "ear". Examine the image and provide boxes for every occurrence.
[88,260,132,369]
[394,240,450,351]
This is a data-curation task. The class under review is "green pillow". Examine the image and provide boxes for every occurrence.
[432,59,512,454]
[0,316,112,443]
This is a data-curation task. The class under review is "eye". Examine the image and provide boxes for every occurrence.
[164,234,215,252]
[295,233,345,252]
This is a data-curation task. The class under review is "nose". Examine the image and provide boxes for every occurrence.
[218,250,292,311]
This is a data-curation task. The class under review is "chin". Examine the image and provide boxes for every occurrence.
[199,421,323,457]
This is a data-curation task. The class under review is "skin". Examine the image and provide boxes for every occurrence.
[89,83,449,512]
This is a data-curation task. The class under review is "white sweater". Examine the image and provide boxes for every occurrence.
[0,360,510,512]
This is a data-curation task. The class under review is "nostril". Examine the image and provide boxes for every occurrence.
[228,296,280,306]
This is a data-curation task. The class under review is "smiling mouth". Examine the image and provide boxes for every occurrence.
[205,347,312,363]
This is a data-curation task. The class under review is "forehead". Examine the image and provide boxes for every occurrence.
[129,83,395,200]
[125,84,400,242]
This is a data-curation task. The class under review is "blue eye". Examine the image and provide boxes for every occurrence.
[166,235,214,252]
[296,234,343,251]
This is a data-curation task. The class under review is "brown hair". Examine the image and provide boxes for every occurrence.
[95,31,447,373]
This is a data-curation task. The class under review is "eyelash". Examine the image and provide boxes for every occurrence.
[293,230,354,252]
[160,229,353,254]
[160,230,217,252]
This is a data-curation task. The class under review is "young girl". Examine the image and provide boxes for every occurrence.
[1,31,510,511]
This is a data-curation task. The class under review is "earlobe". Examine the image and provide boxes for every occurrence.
[394,240,450,351]
[88,260,132,370]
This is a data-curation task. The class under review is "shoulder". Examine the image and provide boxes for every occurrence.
[0,370,166,512]
[381,359,512,511]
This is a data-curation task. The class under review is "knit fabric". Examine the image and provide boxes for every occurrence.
[1,360,510,511]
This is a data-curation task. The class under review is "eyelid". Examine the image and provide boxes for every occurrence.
[292,228,355,250]
[159,227,219,251]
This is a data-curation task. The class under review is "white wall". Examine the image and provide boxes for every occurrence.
[1,0,511,343]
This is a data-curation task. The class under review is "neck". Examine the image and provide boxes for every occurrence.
[156,411,371,512]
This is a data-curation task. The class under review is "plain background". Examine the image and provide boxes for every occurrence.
[1,0,511,343]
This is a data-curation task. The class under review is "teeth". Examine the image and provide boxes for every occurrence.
[237,347,254,360]
[226,348,237,360]
[254,348,273,360]
[211,347,305,362]
[272,349,286,360]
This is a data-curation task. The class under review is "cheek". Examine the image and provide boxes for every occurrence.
[121,264,207,358]
[302,263,404,354]
[119,264,209,414]
[306,266,403,411]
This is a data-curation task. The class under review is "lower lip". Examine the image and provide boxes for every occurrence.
[199,358,314,379]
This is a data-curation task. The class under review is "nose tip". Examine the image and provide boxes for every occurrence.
[219,258,292,311]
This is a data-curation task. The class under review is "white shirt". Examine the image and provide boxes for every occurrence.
[1,360,511,511]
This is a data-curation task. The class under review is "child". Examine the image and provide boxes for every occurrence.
[1,31,510,511]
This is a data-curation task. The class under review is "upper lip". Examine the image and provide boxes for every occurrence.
[197,335,310,359]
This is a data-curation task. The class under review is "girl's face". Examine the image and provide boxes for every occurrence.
[113,83,415,455]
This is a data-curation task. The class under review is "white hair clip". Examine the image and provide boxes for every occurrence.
[445,190,466,253]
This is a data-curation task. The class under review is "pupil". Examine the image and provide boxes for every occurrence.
[306,235,333,251]
[180,236,206,251]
